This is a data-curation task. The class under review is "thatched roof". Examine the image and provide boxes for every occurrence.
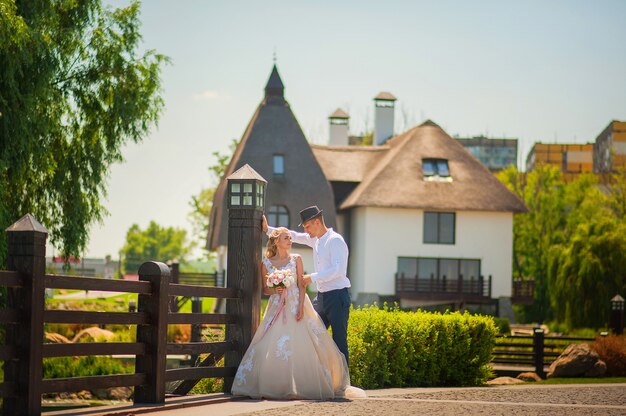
[336,120,527,212]
[207,66,336,249]
[311,145,388,182]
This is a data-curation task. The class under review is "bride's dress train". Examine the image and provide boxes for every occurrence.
[232,256,362,400]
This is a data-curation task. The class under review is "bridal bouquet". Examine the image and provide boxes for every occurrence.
[266,269,296,288]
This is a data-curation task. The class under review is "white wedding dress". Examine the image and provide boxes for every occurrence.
[231,255,351,400]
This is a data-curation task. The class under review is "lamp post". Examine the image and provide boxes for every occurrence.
[610,294,624,335]
[223,164,266,392]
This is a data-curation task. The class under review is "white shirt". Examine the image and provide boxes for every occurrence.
[267,226,351,293]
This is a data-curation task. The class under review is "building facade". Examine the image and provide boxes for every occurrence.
[593,120,626,173]
[455,136,518,172]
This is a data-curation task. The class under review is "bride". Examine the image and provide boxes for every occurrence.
[231,227,351,400]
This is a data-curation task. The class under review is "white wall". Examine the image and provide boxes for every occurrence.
[349,207,513,299]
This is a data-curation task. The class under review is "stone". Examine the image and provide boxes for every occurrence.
[517,372,542,382]
[584,359,607,377]
[92,386,132,400]
[486,376,524,385]
[71,326,115,343]
[547,343,606,378]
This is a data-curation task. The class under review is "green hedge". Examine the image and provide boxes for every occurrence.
[348,306,496,388]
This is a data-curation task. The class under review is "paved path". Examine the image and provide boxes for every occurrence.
[52,384,626,416]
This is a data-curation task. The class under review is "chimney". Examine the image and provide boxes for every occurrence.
[328,108,349,146]
[374,92,397,145]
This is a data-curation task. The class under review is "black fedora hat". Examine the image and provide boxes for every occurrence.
[298,206,323,226]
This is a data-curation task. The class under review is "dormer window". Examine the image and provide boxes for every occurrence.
[422,158,451,181]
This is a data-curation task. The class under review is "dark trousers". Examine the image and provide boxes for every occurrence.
[313,288,350,364]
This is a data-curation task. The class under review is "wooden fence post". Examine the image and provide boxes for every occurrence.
[533,327,545,378]
[3,214,48,416]
[169,262,180,312]
[134,261,170,404]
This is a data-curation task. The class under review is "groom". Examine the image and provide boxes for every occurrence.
[262,206,351,363]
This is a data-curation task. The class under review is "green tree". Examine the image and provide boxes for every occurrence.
[121,221,192,274]
[499,166,626,328]
[549,217,626,328]
[187,139,238,259]
[498,165,566,323]
[0,0,168,268]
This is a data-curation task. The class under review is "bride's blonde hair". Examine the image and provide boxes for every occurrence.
[266,227,289,259]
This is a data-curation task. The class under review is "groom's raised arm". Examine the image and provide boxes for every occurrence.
[262,215,315,247]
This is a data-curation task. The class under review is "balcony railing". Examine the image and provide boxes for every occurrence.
[395,273,492,303]
[511,278,535,304]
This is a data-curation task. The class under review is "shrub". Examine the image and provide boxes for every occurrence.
[348,306,496,389]
[493,317,511,335]
[591,335,626,376]
[43,356,133,379]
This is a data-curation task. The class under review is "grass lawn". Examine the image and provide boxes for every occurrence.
[531,377,626,384]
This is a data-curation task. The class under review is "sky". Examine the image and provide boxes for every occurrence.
[75,0,626,259]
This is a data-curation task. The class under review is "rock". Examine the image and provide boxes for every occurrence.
[584,359,607,377]
[108,386,132,400]
[45,332,71,343]
[77,390,92,400]
[92,387,132,401]
[72,326,115,343]
[547,343,606,378]
[517,372,542,382]
[486,376,524,385]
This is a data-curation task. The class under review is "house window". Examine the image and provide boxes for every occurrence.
[268,205,289,228]
[273,154,284,176]
[396,257,481,281]
[422,158,450,179]
[424,212,455,244]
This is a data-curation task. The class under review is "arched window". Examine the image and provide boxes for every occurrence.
[268,205,289,228]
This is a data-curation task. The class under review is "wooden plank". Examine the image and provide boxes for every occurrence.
[41,373,148,393]
[166,341,236,356]
[0,345,17,361]
[0,308,20,324]
[495,342,533,348]
[493,351,535,356]
[165,366,237,382]
[0,271,22,287]
[168,313,237,325]
[43,342,147,358]
[0,382,17,398]
[44,310,150,325]
[169,284,239,299]
[491,358,534,365]
[45,274,152,294]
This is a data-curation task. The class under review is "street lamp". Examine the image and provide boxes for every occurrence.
[610,294,624,335]
[224,164,266,392]
[227,165,266,210]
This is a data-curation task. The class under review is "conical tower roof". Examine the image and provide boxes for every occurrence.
[207,66,336,249]
[264,65,285,101]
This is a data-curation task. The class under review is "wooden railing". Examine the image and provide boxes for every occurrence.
[0,214,255,416]
[492,328,599,377]
[395,273,492,303]
[511,278,535,304]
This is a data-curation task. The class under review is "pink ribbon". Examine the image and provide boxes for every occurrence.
[260,289,287,339]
